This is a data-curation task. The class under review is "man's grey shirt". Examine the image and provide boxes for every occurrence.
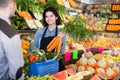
[0,15,24,80]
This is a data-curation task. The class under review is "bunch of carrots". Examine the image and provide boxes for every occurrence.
[17,11,32,19]
[68,0,78,8]
[47,36,62,54]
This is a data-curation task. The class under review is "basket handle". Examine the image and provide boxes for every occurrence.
[39,49,47,61]
[39,49,59,61]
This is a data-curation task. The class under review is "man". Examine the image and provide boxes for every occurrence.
[0,0,24,80]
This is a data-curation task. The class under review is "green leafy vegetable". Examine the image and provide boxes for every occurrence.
[63,16,93,41]
[10,12,26,30]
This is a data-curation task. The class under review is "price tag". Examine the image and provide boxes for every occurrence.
[72,50,78,59]
[64,52,71,62]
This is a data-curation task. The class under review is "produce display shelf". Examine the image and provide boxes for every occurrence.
[17,30,37,33]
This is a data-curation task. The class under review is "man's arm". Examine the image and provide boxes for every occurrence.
[2,34,24,79]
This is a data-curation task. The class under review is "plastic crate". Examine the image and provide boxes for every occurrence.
[111,3,120,12]
[105,24,120,32]
[28,59,59,77]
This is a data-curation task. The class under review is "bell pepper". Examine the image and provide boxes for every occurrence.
[29,54,39,62]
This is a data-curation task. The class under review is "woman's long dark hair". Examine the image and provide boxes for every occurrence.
[42,7,62,27]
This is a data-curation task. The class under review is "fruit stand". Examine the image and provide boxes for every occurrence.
[10,0,120,80]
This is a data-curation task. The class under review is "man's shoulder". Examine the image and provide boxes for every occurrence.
[0,19,18,38]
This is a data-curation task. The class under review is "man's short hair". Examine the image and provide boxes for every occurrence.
[0,0,16,8]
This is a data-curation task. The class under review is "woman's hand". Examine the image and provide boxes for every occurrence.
[58,32,65,39]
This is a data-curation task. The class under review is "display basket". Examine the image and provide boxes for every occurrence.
[28,50,59,77]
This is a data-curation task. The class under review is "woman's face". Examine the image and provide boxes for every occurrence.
[45,11,58,25]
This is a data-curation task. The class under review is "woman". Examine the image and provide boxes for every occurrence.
[34,7,66,71]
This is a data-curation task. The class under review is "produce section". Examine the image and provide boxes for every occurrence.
[9,0,120,80]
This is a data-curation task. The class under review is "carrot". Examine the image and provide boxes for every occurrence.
[57,39,62,53]
[39,0,46,3]
[17,11,24,17]
[67,0,78,8]
[17,11,32,19]
[25,12,32,18]
[47,36,58,49]
[47,37,60,52]
[23,12,31,18]
[21,12,27,18]
[47,36,62,53]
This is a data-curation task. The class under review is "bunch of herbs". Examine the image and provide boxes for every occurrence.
[63,16,93,41]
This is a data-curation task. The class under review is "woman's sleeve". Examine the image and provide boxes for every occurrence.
[34,30,41,48]
[60,34,66,54]
[34,28,44,48]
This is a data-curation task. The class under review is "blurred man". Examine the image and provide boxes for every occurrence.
[0,0,24,79]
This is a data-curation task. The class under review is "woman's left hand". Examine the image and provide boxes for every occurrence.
[58,32,65,39]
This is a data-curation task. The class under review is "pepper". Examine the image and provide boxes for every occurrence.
[29,54,39,62]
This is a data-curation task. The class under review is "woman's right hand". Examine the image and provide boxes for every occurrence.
[58,32,65,39]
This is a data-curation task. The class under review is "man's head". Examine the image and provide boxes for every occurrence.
[0,0,16,18]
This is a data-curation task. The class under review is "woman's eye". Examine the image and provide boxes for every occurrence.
[50,15,54,17]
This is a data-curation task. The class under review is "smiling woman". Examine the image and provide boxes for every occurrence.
[34,7,66,71]
[45,11,58,27]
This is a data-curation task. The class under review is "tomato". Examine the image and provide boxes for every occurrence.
[29,54,39,62]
